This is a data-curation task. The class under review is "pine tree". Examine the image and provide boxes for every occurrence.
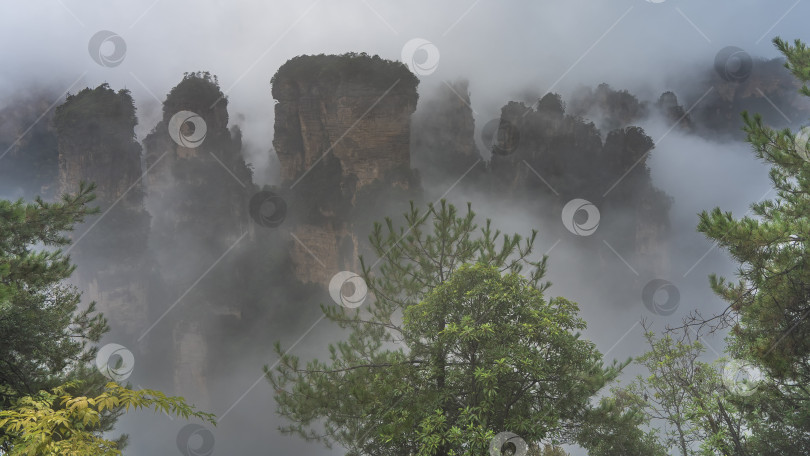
[694,37,810,454]
[268,201,658,455]
[0,182,104,405]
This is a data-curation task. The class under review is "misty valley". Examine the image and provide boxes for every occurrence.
[2,6,810,455]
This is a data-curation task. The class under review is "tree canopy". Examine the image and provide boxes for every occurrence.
[268,201,657,455]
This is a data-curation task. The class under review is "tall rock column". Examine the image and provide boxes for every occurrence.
[410,79,480,188]
[271,53,419,286]
[142,72,253,406]
[54,84,151,339]
[0,89,60,200]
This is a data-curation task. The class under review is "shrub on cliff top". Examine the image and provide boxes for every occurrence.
[55,84,137,139]
[271,52,419,101]
[163,71,226,119]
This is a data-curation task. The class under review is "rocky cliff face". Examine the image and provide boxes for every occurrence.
[410,80,480,188]
[144,72,252,258]
[141,72,253,405]
[56,86,144,204]
[693,57,810,136]
[271,53,420,285]
[53,84,152,338]
[656,91,694,131]
[45,59,421,410]
[43,59,685,408]
[488,92,672,287]
[0,89,61,200]
[272,54,418,191]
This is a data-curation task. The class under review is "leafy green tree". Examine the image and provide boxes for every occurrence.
[0,184,214,454]
[529,444,569,456]
[617,325,753,456]
[573,384,666,456]
[268,201,642,455]
[0,381,215,456]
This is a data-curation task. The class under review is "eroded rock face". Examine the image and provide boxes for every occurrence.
[272,57,418,190]
[0,88,60,200]
[410,80,480,187]
[274,81,414,189]
[695,57,810,136]
[141,72,254,403]
[172,320,210,409]
[144,72,252,254]
[288,223,359,286]
[54,84,151,338]
[271,54,419,285]
[488,92,672,293]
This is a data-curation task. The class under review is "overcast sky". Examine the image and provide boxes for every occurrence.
[2,1,809,455]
